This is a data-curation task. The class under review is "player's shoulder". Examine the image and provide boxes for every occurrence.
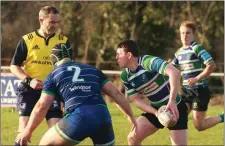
[138,55,158,66]
[139,55,154,61]
[121,69,128,75]
[190,41,204,51]
[22,31,36,41]
[175,47,184,57]
[121,68,129,81]
[55,32,68,41]
[75,62,100,72]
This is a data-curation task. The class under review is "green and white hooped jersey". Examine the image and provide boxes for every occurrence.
[172,41,213,89]
[121,55,181,108]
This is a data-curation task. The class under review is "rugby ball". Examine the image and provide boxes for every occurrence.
[157,105,178,128]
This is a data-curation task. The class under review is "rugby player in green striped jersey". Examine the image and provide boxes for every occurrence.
[116,40,188,145]
[172,21,224,132]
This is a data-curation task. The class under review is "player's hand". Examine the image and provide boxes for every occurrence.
[165,100,179,120]
[154,111,158,118]
[128,116,137,128]
[187,77,198,86]
[30,78,43,90]
[15,130,31,146]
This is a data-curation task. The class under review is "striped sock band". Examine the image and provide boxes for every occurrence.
[219,113,224,123]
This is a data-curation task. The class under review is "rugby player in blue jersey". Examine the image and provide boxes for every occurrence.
[116,40,188,145]
[16,44,137,146]
[172,20,224,131]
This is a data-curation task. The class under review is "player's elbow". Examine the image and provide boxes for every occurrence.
[211,62,216,72]
[207,61,216,73]
[166,64,181,79]
[10,65,17,74]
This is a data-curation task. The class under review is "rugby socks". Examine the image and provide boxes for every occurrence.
[219,113,224,123]
[14,141,21,146]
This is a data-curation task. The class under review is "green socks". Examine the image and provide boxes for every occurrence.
[219,113,224,123]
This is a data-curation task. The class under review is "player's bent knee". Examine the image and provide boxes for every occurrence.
[128,132,139,145]
[47,117,61,128]
[39,125,75,146]
[194,124,205,131]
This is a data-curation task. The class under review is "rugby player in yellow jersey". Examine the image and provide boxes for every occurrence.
[10,6,70,146]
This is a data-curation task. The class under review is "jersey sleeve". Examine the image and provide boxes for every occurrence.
[141,55,169,75]
[171,48,182,67]
[99,70,110,88]
[193,45,214,65]
[42,74,57,97]
[10,38,28,66]
[121,70,137,96]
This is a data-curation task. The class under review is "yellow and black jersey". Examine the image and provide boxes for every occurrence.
[11,30,71,82]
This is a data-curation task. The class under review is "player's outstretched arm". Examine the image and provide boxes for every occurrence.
[164,64,181,119]
[102,81,136,126]
[195,61,216,81]
[129,94,158,117]
[16,93,55,145]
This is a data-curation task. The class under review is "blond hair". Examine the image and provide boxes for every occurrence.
[180,20,197,33]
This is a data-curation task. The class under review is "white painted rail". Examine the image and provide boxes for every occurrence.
[1,66,224,77]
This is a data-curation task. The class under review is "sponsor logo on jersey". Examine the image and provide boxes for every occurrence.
[144,82,158,93]
[181,64,194,70]
[141,74,148,82]
[193,101,198,109]
[31,60,52,65]
[32,45,40,50]
[19,102,26,109]
[52,100,59,108]
[186,54,192,60]
[131,82,135,87]
[69,85,91,92]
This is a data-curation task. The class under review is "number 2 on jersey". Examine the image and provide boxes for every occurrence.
[67,66,84,82]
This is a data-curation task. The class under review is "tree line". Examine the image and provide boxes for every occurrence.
[1,1,224,72]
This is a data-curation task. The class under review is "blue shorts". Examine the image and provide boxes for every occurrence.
[54,104,115,145]
[16,83,63,120]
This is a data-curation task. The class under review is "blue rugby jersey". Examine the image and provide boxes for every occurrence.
[42,61,109,113]
[121,55,181,108]
[172,41,213,89]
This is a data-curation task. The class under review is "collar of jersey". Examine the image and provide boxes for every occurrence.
[182,40,197,50]
[35,30,56,40]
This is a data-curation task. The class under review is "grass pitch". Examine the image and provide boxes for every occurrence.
[1,103,224,145]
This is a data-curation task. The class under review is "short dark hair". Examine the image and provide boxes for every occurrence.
[117,40,139,57]
[180,20,197,33]
[39,6,59,19]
